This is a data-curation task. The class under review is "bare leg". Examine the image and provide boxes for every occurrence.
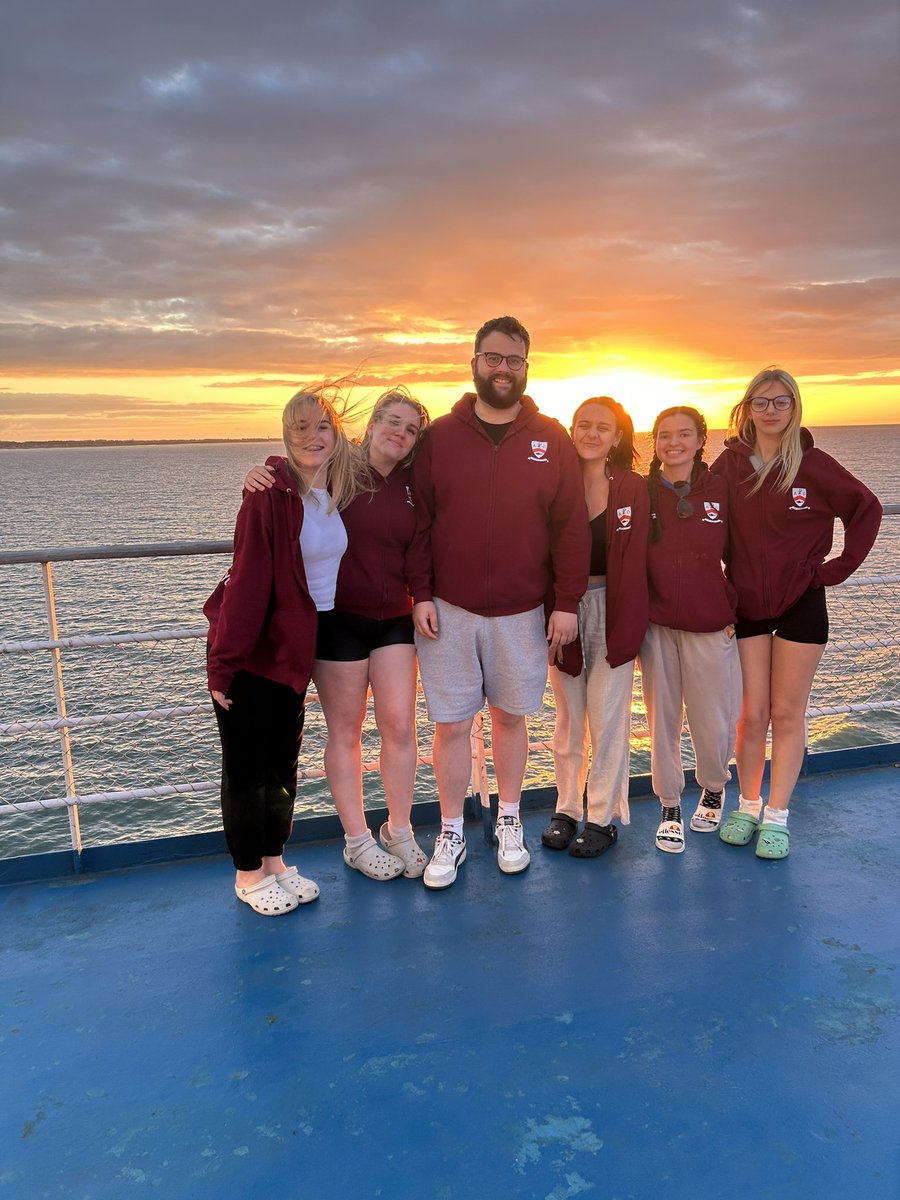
[432,718,474,820]
[735,636,774,802]
[313,658,371,837]
[767,637,825,809]
[487,704,528,806]
[368,643,418,826]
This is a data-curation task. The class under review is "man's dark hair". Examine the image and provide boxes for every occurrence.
[474,315,531,357]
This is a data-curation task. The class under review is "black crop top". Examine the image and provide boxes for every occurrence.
[589,511,607,576]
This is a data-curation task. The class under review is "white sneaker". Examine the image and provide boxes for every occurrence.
[423,831,467,890]
[495,814,530,874]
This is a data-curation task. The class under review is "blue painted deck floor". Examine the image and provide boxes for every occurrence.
[2,761,899,1200]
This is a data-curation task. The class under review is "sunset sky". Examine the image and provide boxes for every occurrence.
[2,0,898,441]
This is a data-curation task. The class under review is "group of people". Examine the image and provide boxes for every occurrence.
[204,316,883,916]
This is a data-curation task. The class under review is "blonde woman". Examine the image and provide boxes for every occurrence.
[710,368,881,859]
[244,390,431,882]
[205,386,369,915]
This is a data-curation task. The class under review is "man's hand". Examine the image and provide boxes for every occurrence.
[547,610,578,663]
[211,689,232,710]
[413,601,439,639]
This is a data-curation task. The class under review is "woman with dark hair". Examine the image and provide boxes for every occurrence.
[640,406,741,854]
[541,397,649,858]
[206,386,370,915]
[244,389,432,881]
[711,368,881,859]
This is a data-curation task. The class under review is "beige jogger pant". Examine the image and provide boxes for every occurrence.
[639,622,742,804]
[550,585,635,827]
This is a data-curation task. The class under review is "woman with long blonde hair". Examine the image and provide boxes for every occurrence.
[205,385,368,915]
[710,368,881,859]
[243,388,432,882]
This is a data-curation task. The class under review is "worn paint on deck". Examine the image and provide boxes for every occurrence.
[2,762,898,1199]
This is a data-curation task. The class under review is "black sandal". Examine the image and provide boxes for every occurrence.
[568,822,617,858]
[540,813,578,850]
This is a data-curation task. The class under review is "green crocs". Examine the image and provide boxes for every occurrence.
[755,822,790,860]
[719,809,758,846]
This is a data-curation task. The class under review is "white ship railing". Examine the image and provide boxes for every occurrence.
[1,508,898,857]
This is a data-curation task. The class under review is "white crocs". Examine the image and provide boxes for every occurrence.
[378,823,427,878]
[235,875,299,916]
[274,866,320,904]
[343,834,405,881]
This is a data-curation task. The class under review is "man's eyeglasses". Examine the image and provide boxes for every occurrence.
[749,395,793,413]
[475,352,527,371]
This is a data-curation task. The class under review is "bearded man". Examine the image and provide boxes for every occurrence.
[408,315,590,888]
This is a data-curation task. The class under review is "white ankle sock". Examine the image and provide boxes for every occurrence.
[738,794,762,819]
[441,817,464,839]
[763,805,789,826]
[345,830,372,849]
[388,822,411,840]
[497,802,520,821]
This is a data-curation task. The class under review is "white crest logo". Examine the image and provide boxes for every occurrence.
[702,501,722,523]
[792,488,808,509]
[531,441,547,459]
[616,506,632,530]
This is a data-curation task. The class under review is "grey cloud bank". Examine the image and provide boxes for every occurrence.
[1,0,897,383]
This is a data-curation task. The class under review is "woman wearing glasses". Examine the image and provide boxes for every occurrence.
[711,369,881,859]
[244,389,432,881]
[541,397,649,858]
[640,407,741,854]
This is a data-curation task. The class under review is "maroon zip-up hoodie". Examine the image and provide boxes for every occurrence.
[407,393,590,616]
[710,430,882,621]
[647,465,737,632]
[335,464,416,619]
[555,465,650,672]
[204,457,318,697]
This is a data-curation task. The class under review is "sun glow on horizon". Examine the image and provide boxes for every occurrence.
[534,369,695,433]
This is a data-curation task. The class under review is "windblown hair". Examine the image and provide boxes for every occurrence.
[727,367,804,494]
[571,396,639,470]
[647,406,708,543]
[360,387,431,470]
[474,315,531,357]
[282,383,372,513]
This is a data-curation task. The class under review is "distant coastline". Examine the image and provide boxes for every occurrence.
[0,437,280,450]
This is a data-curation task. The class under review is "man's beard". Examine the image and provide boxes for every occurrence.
[473,371,527,410]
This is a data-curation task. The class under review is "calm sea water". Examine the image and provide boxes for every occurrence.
[1,427,897,858]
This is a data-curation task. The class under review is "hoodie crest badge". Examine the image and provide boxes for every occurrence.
[528,440,549,463]
[616,506,632,531]
[791,488,808,509]
[702,501,723,524]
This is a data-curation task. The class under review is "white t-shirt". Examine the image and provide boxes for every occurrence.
[300,488,348,611]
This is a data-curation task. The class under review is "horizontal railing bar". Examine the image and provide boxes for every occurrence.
[0,750,440,816]
[0,513,897,570]
[0,627,208,654]
[0,704,209,735]
[0,540,232,566]
[837,574,900,587]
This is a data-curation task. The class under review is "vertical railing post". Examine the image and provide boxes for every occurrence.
[468,711,496,843]
[41,561,82,860]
